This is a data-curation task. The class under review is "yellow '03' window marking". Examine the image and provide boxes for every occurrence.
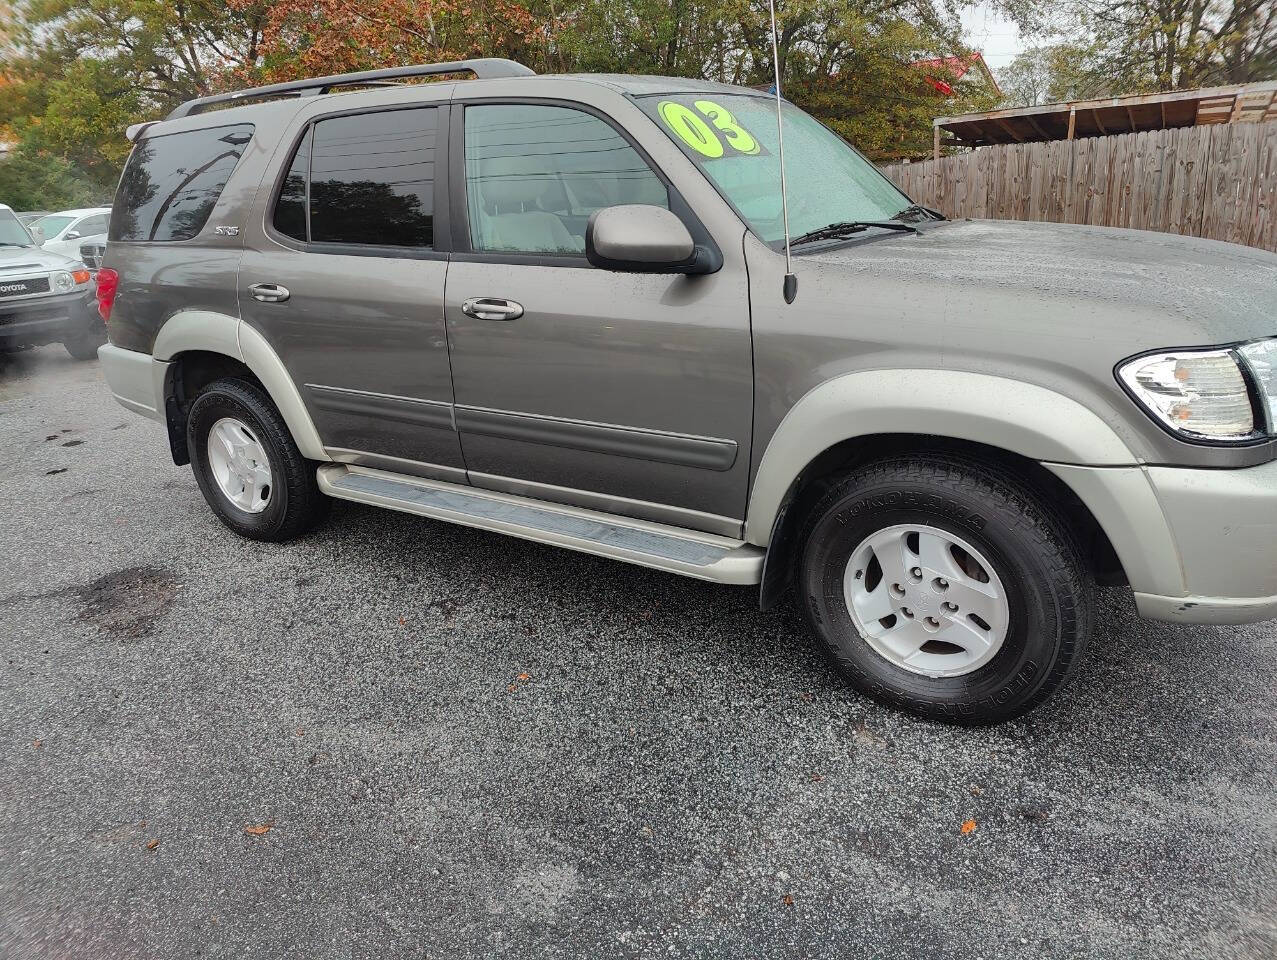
[657,100,760,158]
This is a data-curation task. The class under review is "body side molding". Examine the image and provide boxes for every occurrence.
[454,405,739,471]
[745,369,1140,545]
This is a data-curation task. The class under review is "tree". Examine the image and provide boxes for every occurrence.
[1034,0,1276,96]
[0,143,100,209]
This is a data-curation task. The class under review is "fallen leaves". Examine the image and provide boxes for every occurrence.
[32,739,42,749]
[145,839,160,851]
[507,671,533,693]
[960,819,977,835]
[243,821,275,836]
[781,894,795,906]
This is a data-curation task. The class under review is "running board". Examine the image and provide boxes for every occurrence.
[317,464,764,585]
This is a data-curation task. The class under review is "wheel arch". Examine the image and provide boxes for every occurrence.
[153,310,327,462]
[749,370,1139,610]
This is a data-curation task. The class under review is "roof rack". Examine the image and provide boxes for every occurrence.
[167,58,535,120]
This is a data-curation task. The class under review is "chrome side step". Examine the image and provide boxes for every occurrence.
[317,464,765,585]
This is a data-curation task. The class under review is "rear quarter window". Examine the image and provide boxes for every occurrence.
[111,124,254,242]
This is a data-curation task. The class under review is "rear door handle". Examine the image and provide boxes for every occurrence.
[462,297,523,321]
[249,282,290,303]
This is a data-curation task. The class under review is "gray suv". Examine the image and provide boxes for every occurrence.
[97,59,1277,723]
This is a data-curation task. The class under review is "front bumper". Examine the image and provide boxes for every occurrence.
[98,342,169,423]
[0,290,96,345]
[1050,460,1277,625]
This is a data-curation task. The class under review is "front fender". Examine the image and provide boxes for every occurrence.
[744,369,1138,545]
[152,310,327,461]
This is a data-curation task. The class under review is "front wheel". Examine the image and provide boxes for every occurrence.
[797,455,1092,723]
[187,377,329,542]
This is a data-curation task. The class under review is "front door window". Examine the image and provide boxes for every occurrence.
[463,103,669,255]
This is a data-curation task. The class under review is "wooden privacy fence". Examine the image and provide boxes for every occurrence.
[880,122,1277,252]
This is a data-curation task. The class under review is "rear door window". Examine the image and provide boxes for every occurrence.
[272,127,312,242]
[111,124,254,242]
[271,108,437,249]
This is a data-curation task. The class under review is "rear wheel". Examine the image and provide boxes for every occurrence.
[797,455,1092,723]
[186,377,328,542]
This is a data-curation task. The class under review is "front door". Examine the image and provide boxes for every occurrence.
[239,103,463,478]
[443,101,753,533]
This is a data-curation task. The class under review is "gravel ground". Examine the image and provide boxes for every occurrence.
[1,346,1275,960]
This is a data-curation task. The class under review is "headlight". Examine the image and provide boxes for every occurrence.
[1118,340,1276,443]
[50,270,74,293]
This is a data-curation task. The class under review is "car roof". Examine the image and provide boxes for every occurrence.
[40,207,111,219]
[145,72,774,138]
[537,73,771,98]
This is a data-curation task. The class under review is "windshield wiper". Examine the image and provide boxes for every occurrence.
[893,202,946,222]
[0,242,32,247]
[790,220,918,247]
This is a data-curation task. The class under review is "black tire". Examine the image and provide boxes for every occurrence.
[186,377,329,542]
[797,455,1092,724]
[63,321,107,361]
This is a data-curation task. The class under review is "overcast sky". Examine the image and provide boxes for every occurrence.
[961,5,1027,69]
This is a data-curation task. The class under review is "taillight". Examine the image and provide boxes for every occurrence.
[96,268,119,322]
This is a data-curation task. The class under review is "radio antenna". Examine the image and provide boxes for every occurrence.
[768,0,797,304]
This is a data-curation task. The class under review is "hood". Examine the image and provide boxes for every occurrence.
[0,243,83,273]
[805,218,1277,345]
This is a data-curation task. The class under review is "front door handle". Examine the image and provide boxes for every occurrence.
[462,297,523,321]
[249,282,290,303]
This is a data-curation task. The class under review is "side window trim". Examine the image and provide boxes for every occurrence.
[448,96,719,270]
[262,102,452,261]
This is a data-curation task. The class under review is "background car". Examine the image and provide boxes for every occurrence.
[77,235,108,273]
[0,202,102,360]
[29,206,111,256]
[16,210,50,226]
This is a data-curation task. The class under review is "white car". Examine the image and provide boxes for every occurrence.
[30,207,111,257]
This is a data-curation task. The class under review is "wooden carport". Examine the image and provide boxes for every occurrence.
[932,81,1277,160]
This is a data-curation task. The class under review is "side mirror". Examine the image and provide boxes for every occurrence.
[65,230,81,240]
[586,205,708,274]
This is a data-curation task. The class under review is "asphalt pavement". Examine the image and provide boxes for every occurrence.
[1,346,1274,959]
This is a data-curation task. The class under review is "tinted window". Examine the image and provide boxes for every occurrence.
[111,124,253,242]
[273,127,311,242]
[464,104,668,254]
[308,109,436,248]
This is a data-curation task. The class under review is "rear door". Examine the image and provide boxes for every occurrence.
[239,99,463,479]
[442,99,754,533]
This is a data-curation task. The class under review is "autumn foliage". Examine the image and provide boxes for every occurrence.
[229,0,550,85]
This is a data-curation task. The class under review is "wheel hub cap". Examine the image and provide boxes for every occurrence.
[207,417,272,514]
[843,523,1009,678]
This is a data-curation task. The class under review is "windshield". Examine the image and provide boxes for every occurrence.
[30,214,73,239]
[0,210,34,246]
[637,93,909,246]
